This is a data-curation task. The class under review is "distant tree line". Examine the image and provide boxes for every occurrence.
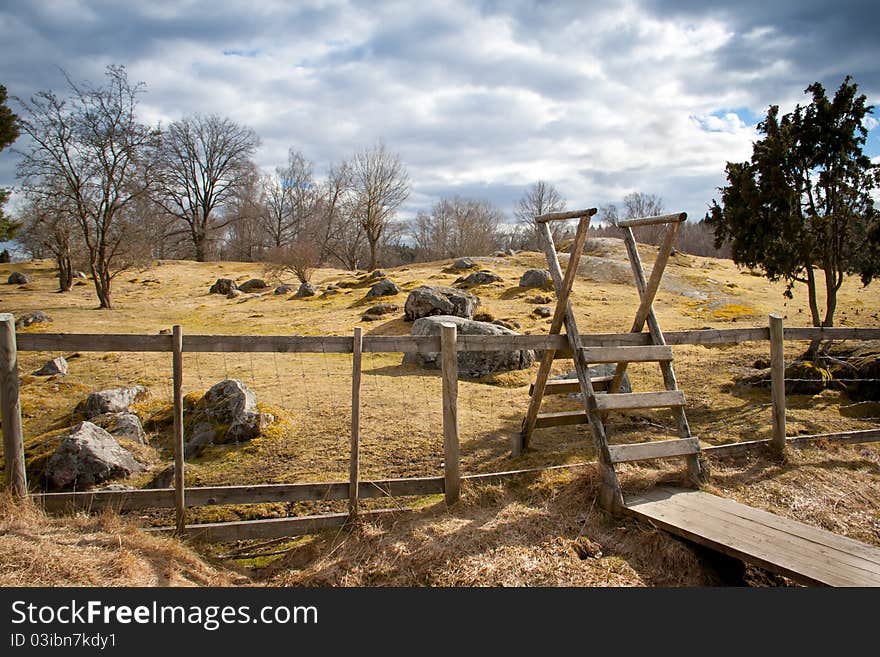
[7,65,730,309]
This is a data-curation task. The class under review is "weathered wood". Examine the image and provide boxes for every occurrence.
[350,327,363,515]
[172,325,185,533]
[535,207,597,223]
[608,438,699,463]
[530,376,612,396]
[624,487,880,586]
[784,327,880,341]
[33,477,447,512]
[769,314,786,454]
[616,212,687,228]
[581,345,673,363]
[631,221,681,334]
[15,333,173,352]
[461,462,594,484]
[593,390,685,412]
[535,410,589,428]
[185,334,353,353]
[441,322,460,505]
[521,214,593,451]
[702,429,880,456]
[155,508,410,542]
[537,221,623,511]
[0,314,26,498]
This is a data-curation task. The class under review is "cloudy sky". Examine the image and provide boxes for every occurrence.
[1,0,878,224]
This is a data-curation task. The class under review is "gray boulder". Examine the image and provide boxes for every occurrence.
[34,356,68,376]
[238,278,269,292]
[453,257,476,270]
[83,386,147,419]
[45,422,144,490]
[210,278,237,295]
[184,422,217,459]
[295,282,316,297]
[89,412,146,444]
[519,269,552,288]
[366,280,400,297]
[368,270,386,279]
[204,379,256,424]
[15,311,51,329]
[403,315,535,378]
[7,272,30,285]
[404,286,479,321]
[533,306,552,317]
[274,284,297,295]
[224,411,275,443]
[455,271,503,286]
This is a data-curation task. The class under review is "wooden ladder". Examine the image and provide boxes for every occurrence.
[519,210,702,511]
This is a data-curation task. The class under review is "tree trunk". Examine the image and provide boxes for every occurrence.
[804,266,821,358]
[92,266,112,309]
[57,254,73,292]
[367,237,378,271]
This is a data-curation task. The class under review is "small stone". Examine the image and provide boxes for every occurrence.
[15,311,51,329]
[274,284,297,295]
[210,278,237,295]
[533,306,552,318]
[366,280,400,297]
[295,282,317,297]
[455,271,502,287]
[34,356,68,376]
[519,269,552,288]
[453,258,476,270]
[238,278,269,292]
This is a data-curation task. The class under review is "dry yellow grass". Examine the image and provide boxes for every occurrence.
[0,241,878,586]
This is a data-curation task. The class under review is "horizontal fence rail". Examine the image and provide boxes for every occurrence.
[15,326,880,354]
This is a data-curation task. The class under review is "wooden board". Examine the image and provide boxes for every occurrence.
[530,376,612,396]
[580,345,673,363]
[608,438,699,463]
[535,410,588,428]
[616,212,686,228]
[594,390,685,411]
[624,487,880,586]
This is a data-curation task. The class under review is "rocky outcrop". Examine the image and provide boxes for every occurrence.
[519,269,552,288]
[45,422,144,490]
[238,278,269,292]
[7,272,30,284]
[210,278,237,295]
[404,286,479,321]
[366,280,400,297]
[83,386,147,419]
[455,271,503,286]
[453,258,476,270]
[89,412,146,444]
[362,303,399,321]
[402,315,535,378]
[15,311,51,329]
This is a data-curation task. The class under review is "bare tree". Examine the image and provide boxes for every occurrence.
[16,189,79,291]
[350,142,409,270]
[15,65,159,308]
[313,160,357,267]
[154,113,259,261]
[260,148,317,249]
[411,196,504,260]
[622,192,665,244]
[514,181,568,250]
[264,239,319,284]
[222,161,264,261]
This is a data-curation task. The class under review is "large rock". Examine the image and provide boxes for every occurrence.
[45,422,144,490]
[89,412,146,444]
[7,272,30,285]
[33,356,68,376]
[83,386,147,418]
[209,278,237,295]
[203,379,256,424]
[455,271,503,286]
[238,278,269,292]
[366,280,400,297]
[453,258,476,270]
[274,284,297,295]
[519,269,552,288]
[295,282,316,297]
[404,286,479,321]
[15,311,51,329]
[403,315,535,378]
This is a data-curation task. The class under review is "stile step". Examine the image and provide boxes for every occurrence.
[580,345,673,363]
[594,390,685,412]
[608,437,700,463]
[529,376,612,397]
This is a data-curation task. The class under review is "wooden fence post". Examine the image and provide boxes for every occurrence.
[769,314,786,454]
[0,314,26,498]
[349,326,363,517]
[172,325,186,533]
[441,322,460,505]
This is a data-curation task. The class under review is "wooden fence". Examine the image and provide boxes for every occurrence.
[1,311,879,542]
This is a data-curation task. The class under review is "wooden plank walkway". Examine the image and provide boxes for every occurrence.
[623,487,880,587]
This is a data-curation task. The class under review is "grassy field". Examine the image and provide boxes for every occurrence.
[0,237,878,585]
